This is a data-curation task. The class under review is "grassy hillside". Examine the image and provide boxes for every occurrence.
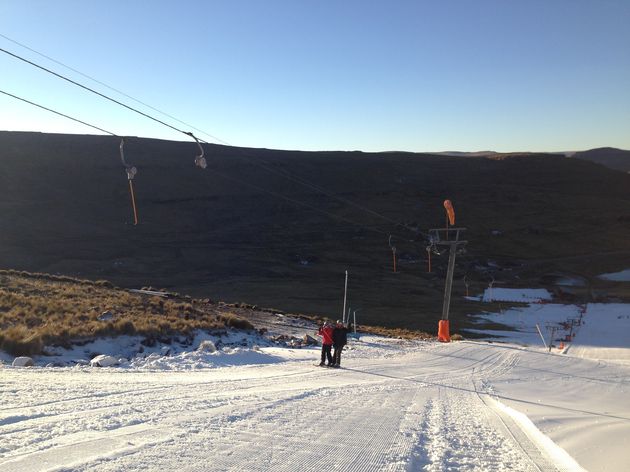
[0,270,256,356]
[1,131,630,333]
[0,269,437,357]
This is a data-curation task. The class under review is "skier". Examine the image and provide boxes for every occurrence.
[331,320,350,368]
[316,321,334,366]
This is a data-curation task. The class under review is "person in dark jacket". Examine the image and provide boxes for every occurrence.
[316,321,334,366]
[331,320,350,367]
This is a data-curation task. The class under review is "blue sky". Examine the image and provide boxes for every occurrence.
[1,0,629,152]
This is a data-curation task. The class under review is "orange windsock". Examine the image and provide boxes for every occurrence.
[444,200,455,226]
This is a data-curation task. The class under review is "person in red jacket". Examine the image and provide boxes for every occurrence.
[316,321,334,366]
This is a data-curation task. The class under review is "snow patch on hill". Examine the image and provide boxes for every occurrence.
[482,287,552,303]
[598,268,630,281]
[469,302,630,364]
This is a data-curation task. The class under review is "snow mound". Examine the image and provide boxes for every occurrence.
[90,355,120,367]
[197,340,217,352]
[12,356,34,367]
[128,346,284,370]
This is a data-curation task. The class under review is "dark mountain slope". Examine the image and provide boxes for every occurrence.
[2,131,630,331]
[573,147,630,172]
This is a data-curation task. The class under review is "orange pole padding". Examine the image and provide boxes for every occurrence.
[128,180,139,226]
[437,319,450,342]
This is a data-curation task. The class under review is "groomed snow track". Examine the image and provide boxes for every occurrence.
[2,340,625,471]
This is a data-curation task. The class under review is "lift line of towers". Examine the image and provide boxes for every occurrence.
[347,199,466,343]
[1,45,467,339]
[124,141,465,342]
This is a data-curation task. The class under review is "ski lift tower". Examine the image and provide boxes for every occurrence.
[428,227,467,342]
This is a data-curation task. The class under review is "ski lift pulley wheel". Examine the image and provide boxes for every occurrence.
[187,132,207,169]
[195,156,207,169]
[126,166,137,180]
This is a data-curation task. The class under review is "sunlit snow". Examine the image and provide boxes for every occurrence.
[2,301,629,471]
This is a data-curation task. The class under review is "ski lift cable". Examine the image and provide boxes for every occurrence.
[152,223,397,242]
[0,33,229,146]
[195,139,427,242]
[0,44,426,241]
[0,89,116,136]
[0,88,141,224]
[0,34,420,240]
[209,169,397,238]
[1,47,212,171]
[0,88,406,240]
[237,151,393,222]
[247,156,422,240]
[0,47,191,140]
[1,46,428,242]
[198,143,428,241]
[271,162,420,236]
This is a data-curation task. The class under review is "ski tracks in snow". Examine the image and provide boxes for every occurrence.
[0,342,591,471]
[397,347,549,472]
[416,394,539,471]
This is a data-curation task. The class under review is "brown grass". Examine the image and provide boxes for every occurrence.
[218,312,255,330]
[0,270,251,356]
[348,324,434,340]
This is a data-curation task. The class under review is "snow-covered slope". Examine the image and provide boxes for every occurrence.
[469,302,630,364]
[2,335,628,471]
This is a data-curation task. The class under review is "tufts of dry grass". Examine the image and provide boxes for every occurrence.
[0,325,44,356]
[252,311,434,341]
[341,324,433,340]
[0,270,252,356]
[218,312,255,330]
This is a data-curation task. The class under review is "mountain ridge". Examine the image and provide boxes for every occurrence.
[2,130,630,331]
